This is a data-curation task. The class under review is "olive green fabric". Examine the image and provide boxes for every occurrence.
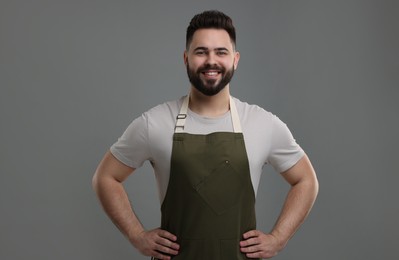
[159,132,258,260]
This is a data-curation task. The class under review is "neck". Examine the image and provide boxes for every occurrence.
[189,86,230,117]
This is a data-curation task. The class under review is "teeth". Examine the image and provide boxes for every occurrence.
[204,71,218,76]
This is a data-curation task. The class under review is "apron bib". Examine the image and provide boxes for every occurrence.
[157,96,257,260]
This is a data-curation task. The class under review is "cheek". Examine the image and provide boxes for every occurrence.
[222,60,235,70]
[187,59,202,70]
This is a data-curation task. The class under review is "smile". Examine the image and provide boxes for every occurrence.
[202,70,221,77]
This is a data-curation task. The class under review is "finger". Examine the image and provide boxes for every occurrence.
[154,230,180,250]
[158,230,178,241]
[153,232,179,255]
[240,236,260,247]
[240,244,261,253]
[245,252,263,259]
[154,242,179,256]
[154,238,179,255]
[242,230,260,239]
[156,236,180,250]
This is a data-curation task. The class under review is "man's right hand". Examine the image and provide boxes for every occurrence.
[131,228,180,260]
[93,152,180,259]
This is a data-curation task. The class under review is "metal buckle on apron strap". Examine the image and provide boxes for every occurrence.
[175,113,187,132]
[176,114,187,119]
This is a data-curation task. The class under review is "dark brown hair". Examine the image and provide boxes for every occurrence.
[186,10,236,50]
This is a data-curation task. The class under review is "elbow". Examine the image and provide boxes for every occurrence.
[313,177,319,199]
[92,167,109,195]
[309,172,319,201]
[299,169,319,201]
[92,170,100,194]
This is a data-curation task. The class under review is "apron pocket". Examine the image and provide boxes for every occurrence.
[195,162,244,215]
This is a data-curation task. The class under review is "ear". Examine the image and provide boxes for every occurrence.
[233,51,240,70]
[183,50,188,66]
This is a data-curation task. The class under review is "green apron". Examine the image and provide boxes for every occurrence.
[157,96,257,260]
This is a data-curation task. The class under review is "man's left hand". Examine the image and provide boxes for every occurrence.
[239,230,284,259]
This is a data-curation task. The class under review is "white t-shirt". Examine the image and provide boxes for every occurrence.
[111,96,305,203]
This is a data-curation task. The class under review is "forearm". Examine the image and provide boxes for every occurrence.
[93,175,144,244]
[271,176,318,247]
[240,174,318,259]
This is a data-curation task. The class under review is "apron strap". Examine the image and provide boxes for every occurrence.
[229,96,242,133]
[174,95,189,133]
[175,95,242,133]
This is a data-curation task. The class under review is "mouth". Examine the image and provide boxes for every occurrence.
[201,70,221,78]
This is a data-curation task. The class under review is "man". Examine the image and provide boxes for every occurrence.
[93,10,318,260]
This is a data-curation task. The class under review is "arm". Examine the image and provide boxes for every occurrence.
[92,151,179,260]
[240,154,319,259]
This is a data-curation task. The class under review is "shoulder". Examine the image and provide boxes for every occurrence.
[232,96,275,123]
[143,97,184,136]
[232,96,289,140]
[122,97,183,136]
[144,96,183,119]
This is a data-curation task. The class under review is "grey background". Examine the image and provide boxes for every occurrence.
[1,0,398,259]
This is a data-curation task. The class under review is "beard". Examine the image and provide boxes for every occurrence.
[186,63,235,96]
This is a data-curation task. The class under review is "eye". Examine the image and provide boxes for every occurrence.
[216,50,228,56]
[195,50,206,55]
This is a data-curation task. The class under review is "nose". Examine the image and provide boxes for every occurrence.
[205,52,217,65]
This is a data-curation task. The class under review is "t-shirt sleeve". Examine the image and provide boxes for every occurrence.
[267,115,305,173]
[110,113,151,169]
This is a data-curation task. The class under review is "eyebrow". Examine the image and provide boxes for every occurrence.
[193,47,230,52]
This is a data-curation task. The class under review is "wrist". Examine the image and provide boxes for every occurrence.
[270,229,289,249]
[126,226,145,245]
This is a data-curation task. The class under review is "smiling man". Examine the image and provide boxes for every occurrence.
[185,29,238,97]
[93,10,318,260]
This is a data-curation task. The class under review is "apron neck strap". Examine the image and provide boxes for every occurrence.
[175,95,242,133]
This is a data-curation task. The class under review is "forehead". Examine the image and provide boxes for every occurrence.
[189,28,234,50]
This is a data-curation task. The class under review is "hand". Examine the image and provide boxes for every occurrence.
[131,228,180,260]
[239,230,284,259]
